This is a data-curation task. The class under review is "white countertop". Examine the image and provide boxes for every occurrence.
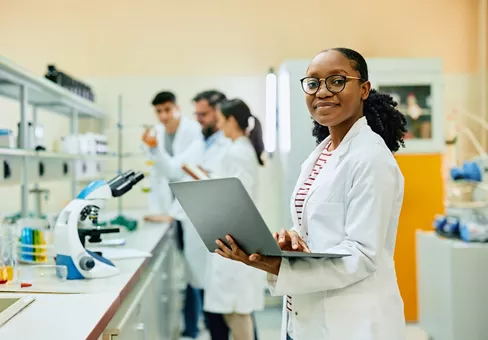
[417,230,488,249]
[0,220,171,340]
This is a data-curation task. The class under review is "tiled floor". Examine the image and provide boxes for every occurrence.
[181,306,429,340]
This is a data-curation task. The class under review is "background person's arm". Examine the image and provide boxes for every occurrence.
[268,147,401,296]
[151,138,205,181]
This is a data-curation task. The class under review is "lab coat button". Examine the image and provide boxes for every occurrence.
[295,312,298,316]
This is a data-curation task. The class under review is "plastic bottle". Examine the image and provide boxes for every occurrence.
[0,221,16,283]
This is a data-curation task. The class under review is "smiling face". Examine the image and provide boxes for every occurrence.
[305,50,371,128]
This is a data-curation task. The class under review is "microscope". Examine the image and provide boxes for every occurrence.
[55,170,144,280]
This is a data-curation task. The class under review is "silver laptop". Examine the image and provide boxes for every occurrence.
[169,177,350,259]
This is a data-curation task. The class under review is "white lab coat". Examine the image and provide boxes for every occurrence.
[204,137,266,314]
[150,116,206,288]
[148,116,203,215]
[156,129,230,289]
[199,131,231,175]
[267,117,406,340]
[177,132,230,289]
[147,123,172,215]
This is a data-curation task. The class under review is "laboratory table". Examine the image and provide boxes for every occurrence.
[0,219,179,340]
[417,230,488,340]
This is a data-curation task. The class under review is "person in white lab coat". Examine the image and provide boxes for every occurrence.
[193,91,260,340]
[214,48,408,340]
[142,91,203,223]
[145,90,231,339]
[204,98,266,340]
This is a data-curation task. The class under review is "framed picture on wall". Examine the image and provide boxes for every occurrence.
[378,85,433,140]
[367,58,443,154]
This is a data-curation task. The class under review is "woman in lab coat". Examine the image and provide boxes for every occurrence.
[214,48,408,340]
[204,98,266,340]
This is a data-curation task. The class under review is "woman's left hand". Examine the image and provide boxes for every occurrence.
[215,235,282,276]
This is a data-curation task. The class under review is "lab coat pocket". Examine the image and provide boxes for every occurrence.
[324,294,381,340]
[305,202,345,250]
[292,293,324,332]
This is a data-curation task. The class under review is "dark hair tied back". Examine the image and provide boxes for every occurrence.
[312,48,407,152]
[219,99,265,166]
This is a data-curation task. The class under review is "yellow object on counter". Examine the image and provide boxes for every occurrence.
[0,266,14,284]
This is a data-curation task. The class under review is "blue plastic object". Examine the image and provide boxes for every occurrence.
[76,180,106,199]
[459,223,470,242]
[433,215,447,231]
[463,162,482,182]
[450,167,464,181]
[86,249,115,267]
[56,254,84,280]
[445,217,460,234]
[450,161,482,182]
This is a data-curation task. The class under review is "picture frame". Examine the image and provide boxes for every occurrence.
[367,58,444,154]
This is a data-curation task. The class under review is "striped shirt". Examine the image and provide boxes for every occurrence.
[287,142,332,338]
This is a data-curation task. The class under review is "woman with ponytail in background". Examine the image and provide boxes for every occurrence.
[203,98,266,340]
[214,48,409,340]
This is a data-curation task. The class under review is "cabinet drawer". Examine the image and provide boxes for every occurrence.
[103,271,155,340]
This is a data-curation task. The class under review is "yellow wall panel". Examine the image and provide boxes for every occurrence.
[395,154,444,321]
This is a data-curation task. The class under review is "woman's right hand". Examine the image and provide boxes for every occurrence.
[273,228,311,253]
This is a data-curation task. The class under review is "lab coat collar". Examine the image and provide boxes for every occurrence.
[320,116,367,157]
[291,117,368,231]
[301,116,367,171]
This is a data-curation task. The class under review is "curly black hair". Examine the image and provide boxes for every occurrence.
[312,48,407,152]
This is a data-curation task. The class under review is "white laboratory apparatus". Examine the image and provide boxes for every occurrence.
[55,170,144,280]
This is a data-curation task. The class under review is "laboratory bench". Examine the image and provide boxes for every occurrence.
[0,219,180,340]
[416,230,488,340]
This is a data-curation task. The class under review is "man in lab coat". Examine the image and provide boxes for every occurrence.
[142,91,203,249]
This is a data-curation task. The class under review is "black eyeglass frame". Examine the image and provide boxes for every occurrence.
[300,75,365,95]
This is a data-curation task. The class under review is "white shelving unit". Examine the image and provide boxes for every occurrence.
[0,55,111,216]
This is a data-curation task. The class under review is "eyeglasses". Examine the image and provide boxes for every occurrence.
[300,75,364,95]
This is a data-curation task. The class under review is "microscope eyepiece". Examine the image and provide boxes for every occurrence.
[107,170,135,186]
[130,172,144,185]
[109,170,145,198]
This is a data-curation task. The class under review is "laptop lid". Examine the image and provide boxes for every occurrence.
[170,178,350,259]
[170,177,283,257]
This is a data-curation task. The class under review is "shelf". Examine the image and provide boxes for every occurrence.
[0,148,77,159]
[82,154,117,161]
[0,56,107,119]
[0,148,119,161]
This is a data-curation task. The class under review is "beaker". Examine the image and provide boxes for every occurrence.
[142,125,158,148]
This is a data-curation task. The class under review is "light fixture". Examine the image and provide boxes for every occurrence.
[265,67,277,153]
[278,69,291,153]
